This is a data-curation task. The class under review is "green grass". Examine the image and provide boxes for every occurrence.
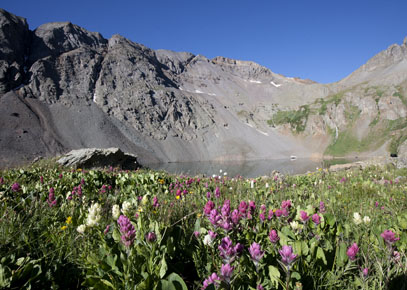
[268,105,310,133]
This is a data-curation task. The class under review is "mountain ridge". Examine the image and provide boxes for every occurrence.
[1,8,407,168]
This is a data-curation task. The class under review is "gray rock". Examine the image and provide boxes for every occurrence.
[0,8,29,93]
[57,148,140,169]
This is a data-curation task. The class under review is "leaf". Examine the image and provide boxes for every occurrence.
[159,257,168,279]
[291,271,301,281]
[268,265,281,288]
[338,241,348,266]
[316,247,327,265]
[293,241,302,256]
[166,273,188,290]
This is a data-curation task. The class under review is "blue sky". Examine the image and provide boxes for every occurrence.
[3,0,407,83]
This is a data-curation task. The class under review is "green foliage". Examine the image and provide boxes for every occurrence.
[269,105,310,133]
[1,164,407,289]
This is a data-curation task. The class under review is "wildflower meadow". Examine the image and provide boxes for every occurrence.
[0,162,406,289]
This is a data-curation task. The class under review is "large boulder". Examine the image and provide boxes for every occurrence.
[57,148,140,169]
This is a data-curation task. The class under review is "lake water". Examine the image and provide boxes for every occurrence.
[145,158,355,178]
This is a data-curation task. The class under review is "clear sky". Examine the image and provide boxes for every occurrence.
[2,0,407,83]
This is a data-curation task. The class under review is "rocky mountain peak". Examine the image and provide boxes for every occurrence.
[29,21,107,64]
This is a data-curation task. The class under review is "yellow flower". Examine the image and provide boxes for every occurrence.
[61,225,68,230]
[66,216,72,224]
[197,213,202,218]
[159,179,165,184]
[153,210,157,214]
[176,195,180,200]
[138,207,143,212]
[77,168,82,172]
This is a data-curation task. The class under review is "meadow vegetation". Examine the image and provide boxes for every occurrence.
[0,162,407,289]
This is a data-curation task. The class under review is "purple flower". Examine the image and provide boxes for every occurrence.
[204,200,215,215]
[279,245,297,268]
[381,230,400,245]
[209,209,221,227]
[269,229,280,244]
[203,273,220,289]
[218,237,236,263]
[275,209,283,218]
[215,187,221,198]
[220,264,234,283]
[206,191,211,199]
[234,243,244,255]
[153,196,159,208]
[282,208,289,217]
[221,221,232,232]
[300,211,309,222]
[340,177,346,183]
[0,177,4,184]
[257,285,264,290]
[249,201,256,213]
[312,213,321,225]
[281,200,292,209]
[319,201,326,213]
[209,230,217,240]
[347,243,359,261]
[104,225,110,235]
[249,242,264,264]
[194,231,200,238]
[47,187,57,207]
[239,201,248,216]
[362,268,368,277]
[393,250,401,262]
[231,209,240,224]
[221,200,231,217]
[375,201,379,207]
[146,232,157,242]
[117,215,136,247]
[11,183,20,192]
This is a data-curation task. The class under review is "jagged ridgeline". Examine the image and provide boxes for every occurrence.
[1,8,407,167]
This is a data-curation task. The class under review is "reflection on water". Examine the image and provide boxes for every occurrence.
[146,159,330,178]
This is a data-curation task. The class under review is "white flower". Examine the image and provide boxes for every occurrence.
[219,169,223,173]
[77,224,86,234]
[224,172,227,176]
[363,216,371,224]
[353,212,362,225]
[112,204,120,220]
[203,234,214,246]
[86,203,101,227]
[121,201,132,214]
[265,183,269,188]
[290,220,301,231]
[141,195,149,206]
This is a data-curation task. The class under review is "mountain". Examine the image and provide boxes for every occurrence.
[1,8,407,168]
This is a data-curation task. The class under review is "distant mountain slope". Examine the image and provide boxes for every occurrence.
[1,8,407,167]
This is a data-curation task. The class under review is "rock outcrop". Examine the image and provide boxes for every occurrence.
[57,148,140,169]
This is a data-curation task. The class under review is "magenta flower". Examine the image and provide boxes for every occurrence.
[319,201,326,213]
[269,229,280,244]
[347,243,359,261]
[203,273,220,289]
[275,209,283,218]
[249,242,264,264]
[206,191,211,199]
[375,201,379,207]
[117,215,136,247]
[281,200,292,209]
[11,182,21,192]
[215,187,221,198]
[381,230,400,246]
[0,177,4,184]
[257,285,264,290]
[146,232,157,242]
[362,268,368,277]
[104,225,110,235]
[279,245,297,268]
[153,196,159,208]
[47,187,57,207]
[300,211,309,222]
[312,213,321,225]
[194,231,200,238]
[220,264,234,283]
[268,209,274,220]
[231,209,240,224]
[239,201,248,216]
[282,208,289,217]
[208,230,217,240]
[204,200,215,215]
[249,201,256,213]
[209,209,221,227]
[234,243,244,255]
[221,200,231,217]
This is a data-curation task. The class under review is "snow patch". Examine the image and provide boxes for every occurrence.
[195,89,204,94]
[257,130,269,136]
[249,80,262,84]
[179,87,183,91]
[208,93,217,96]
[246,123,254,128]
[270,81,281,88]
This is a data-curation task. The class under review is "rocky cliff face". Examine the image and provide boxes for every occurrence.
[1,8,407,167]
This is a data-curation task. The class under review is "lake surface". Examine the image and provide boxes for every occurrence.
[145,158,355,178]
